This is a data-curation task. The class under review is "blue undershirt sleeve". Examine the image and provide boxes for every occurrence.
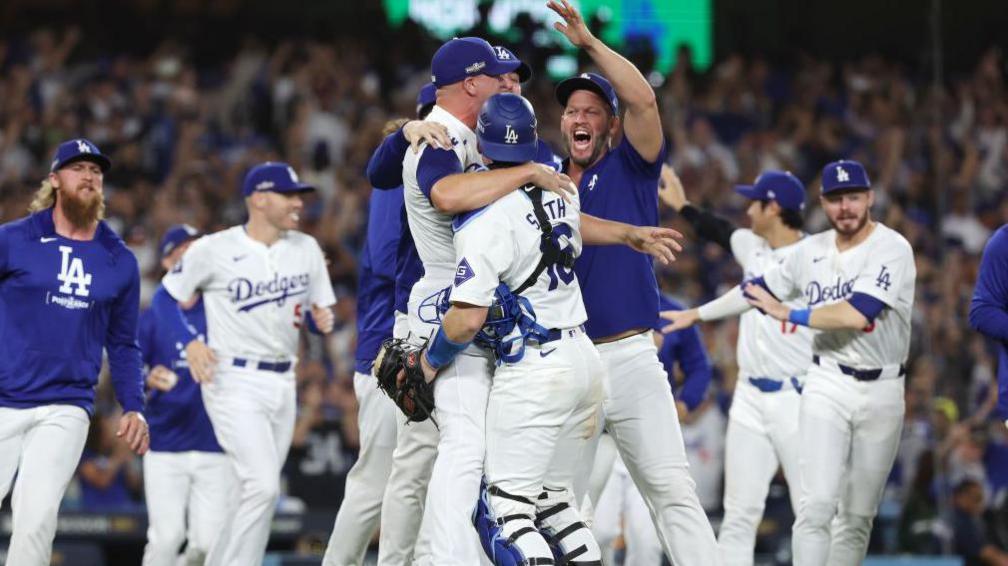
[848,292,887,322]
[366,128,410,189]
[107,265,145,414]
[416,148,463,204]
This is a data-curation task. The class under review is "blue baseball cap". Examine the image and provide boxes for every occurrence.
[555,72,618,115]
[50,138,112,173]
[241,162,315,197]
[821,160,871,193]
[416,82,437,117]
[493,45,532,83]
[430,37,522,88]
[477,93,539,163]
[735,170,806,211]
[159,224,201,258]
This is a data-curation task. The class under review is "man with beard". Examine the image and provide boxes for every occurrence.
[663,159,916,565]
[546,0,720,562]
[0,138,149,566]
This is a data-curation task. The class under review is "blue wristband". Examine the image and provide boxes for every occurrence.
[788,308,811,327]
[424,327,471,369]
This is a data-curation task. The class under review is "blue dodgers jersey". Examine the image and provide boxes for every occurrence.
[0,209,144,414]
[138,296,221,452]
[355,187,404,373]
[571,137,667,339]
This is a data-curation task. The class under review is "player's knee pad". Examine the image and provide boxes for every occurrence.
[796,498,837,530]
[535,488,602,566]
[472,480,555,566]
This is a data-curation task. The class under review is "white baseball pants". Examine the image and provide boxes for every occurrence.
[0,404,89,566]
[201,364,297,566]
[718,381,802,565]
[142,450,234,566]
[412,351,494,566]
[591,434,663,566]
[484,329,605,563]
[595,331,719,566]
[322,370,398,566]
[791,363,904,566]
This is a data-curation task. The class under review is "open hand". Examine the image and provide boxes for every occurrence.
[659,308,700,333]
[547,0,596,49]
[627,226,683,265]
[404,120,452,153]
[743,282,789,321]
[528,163,577,203]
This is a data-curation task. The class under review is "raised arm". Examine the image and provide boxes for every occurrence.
[549,0,663,161]
[580,213,682,265]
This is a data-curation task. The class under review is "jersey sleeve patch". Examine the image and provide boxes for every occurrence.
[454,257,476,287]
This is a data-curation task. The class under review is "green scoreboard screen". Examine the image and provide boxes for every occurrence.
[382,0,713,75]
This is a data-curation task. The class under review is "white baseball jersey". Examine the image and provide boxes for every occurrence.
[762,222,915,368]
[162,226,335,360]
[730,229,815,379]
[449,188,586,330]
[402,105,484,305]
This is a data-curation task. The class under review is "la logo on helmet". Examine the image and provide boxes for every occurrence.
[504,124,518,144]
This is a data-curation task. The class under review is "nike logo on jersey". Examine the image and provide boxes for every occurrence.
[812,256,826,263]
[540,348,556,358]
[232,255,247,262]
[40,237,57,243]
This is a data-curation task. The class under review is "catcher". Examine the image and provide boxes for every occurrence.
[378,92,684,565]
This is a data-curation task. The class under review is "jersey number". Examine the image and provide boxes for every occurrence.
[293,304,302,329]
[875,265,892,291]
[546,263,575,291]
[780,320,798,334]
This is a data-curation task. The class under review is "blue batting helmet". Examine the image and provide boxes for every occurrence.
[476,93,538,163]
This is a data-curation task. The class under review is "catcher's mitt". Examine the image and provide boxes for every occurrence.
[374,338,437,425]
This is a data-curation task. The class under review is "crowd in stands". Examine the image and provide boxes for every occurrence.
[0,13,1005,562]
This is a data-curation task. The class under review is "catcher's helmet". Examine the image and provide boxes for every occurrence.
[476,93,538,164]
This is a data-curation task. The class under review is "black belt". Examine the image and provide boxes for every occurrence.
[812,355,904,382]
[533,324,585,345]
[233,358,292,373]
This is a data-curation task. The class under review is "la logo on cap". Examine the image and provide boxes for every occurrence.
[836,166,850,182]
[495,47,511,60]
[287,166,299,182]
[76,140,91,153]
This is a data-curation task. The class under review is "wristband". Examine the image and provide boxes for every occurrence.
[788,308,811,327]
[424,327,471,369]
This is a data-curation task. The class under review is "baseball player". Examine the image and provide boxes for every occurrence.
[416,91,605,565]
[392,37,583,566]
[591,295,714,566]
[0,138,148,566]
[140,224,232,566]
[661,164,813,564]
[321,84,438,566]
[546,0,720,561]
[969,224,1008,429]
[153,161,336,566]
[663,159,916,565]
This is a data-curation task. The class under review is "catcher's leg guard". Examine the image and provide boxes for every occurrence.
[472,480,555,566]
[536,487,602,566]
